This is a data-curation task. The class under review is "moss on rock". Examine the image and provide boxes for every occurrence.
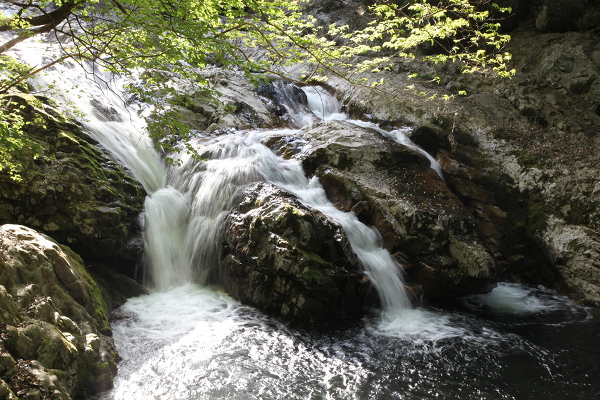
[0,89,145,276]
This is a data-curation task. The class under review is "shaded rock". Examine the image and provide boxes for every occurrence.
[493,0,531,31]
[222,182,374,324]
[87,262,149,311]
[536,0,587,33]
[0,91,145,276]
[0,224,119,398]
[0,378,17,400]
[295,121,497,300]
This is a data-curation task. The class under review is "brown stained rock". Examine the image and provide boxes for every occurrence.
[296,121,497,300]
[222,182,375,325]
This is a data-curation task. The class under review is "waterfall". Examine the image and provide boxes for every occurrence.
[171,129,412,311]
[17,42,417,313]
[12,43,190,290]
[7,34,599,400]
[24,61,166,194]
[157,83,415,313]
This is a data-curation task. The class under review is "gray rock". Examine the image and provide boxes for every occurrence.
[541,217,600,304]
[289,26,600,305]
[154,67,279,132]
[222,182,374,324]
[292,121,497,300]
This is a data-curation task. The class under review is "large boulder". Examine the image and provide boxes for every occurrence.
[274,120,497,301]
[221,183,374,324]
[0,92,145,274]
[0,224,124,398]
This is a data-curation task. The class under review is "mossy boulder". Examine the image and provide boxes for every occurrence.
[0,224,121,398]
[0,91,145,274]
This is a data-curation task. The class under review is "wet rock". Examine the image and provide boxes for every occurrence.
[0,224,119,398]
[296,121,497,300]
[0,92,145,275]
[222,182,374,324]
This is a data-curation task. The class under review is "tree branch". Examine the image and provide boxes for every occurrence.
[0,1,80,32]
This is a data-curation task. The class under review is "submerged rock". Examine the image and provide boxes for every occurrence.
[222,182,375,324]
[0,224,121,398]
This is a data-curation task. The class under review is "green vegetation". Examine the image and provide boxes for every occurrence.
[325,0,515,83]
[1,0,514,168]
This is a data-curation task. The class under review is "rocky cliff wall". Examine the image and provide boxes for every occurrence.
[0,83,148,397]
[0,90,146,277]
[286,16,600,305]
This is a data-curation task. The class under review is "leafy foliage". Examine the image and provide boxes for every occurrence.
[324,0,515,84]
[0,56,45,181]
[0,0,515,161]
[0,99,45,182]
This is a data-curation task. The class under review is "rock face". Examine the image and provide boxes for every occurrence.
[0,92,145,274]
[0,224,121,399]
[294,25,600,305]
[293,121,496,300]
[535,0,588,32]
[221,182,374,324]
[155,67,291,132]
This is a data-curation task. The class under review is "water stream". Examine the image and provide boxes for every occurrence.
[7,43,599,400]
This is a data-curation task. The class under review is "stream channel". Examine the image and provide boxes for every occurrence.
[10,42,600,400]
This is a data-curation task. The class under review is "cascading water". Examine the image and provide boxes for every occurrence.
[7,41,598,399]
[301,86,445,180]
[9,42,193,290]
[171,128,411,312]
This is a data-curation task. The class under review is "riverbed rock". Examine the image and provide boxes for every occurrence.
[221,182,375,324]
[0,224,120,398]
[0,91,145,275]
[288,120,497,300]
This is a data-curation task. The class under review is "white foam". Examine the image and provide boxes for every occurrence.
[464,283,565,315]
[104,286,369,400]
